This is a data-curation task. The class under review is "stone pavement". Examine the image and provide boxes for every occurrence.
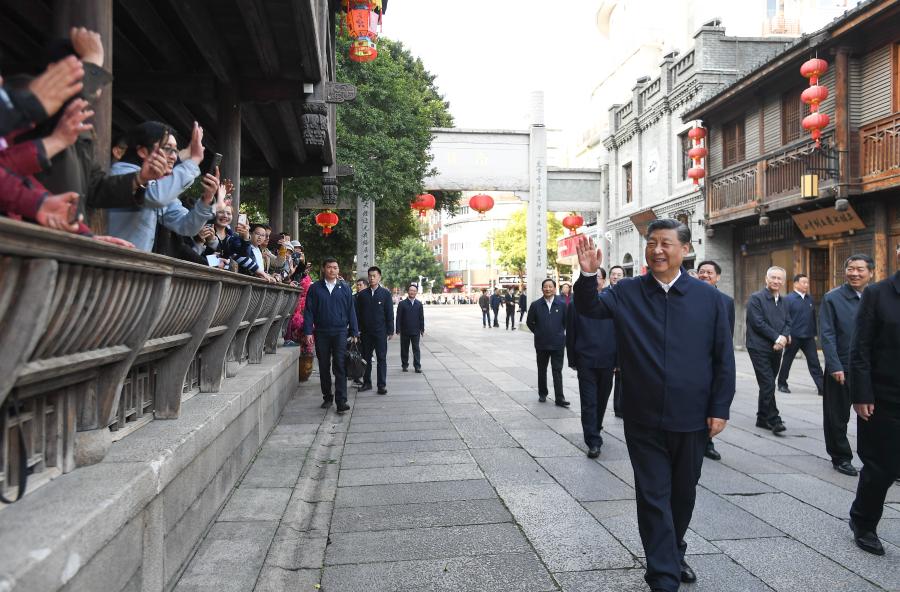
[174,305,900,592]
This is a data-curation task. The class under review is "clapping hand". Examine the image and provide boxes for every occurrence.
[36,192,81,232]
[575,235,603,274]
[44,99,93,158]
[28,56,84,117]
[189,121,204,164]
[70,27,104,67]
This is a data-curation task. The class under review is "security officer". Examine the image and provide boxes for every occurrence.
[395,283,425,373]
[504,288,517,330]
[490,288,502,327]
[574,220,735,592]
[356,265,394,394]
[526,279,569,406]
[777,273,824,396]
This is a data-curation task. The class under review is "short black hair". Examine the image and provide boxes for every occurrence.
[367,266,382,275]
[696,260,722,275]
[321,257,338,267]
[793,273,808,282]
[609,265,625,274]
[646,218,691,244]
[407,283,418,290]
[845,253,875,271]
[542,278,556,288]
[598,267,607,279]
[249,223,266,233]
[356,277,367,284]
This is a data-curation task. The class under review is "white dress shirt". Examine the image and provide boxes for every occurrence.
[325,278,337,293]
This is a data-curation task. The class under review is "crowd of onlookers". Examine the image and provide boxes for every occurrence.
[0,27,308,286]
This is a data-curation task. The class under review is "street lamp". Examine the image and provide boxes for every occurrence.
[801,173,818,199]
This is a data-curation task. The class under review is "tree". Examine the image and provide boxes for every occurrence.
[485,209,567,278]
[380,237,443,291]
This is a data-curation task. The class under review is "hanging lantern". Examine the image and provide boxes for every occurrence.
[801,85,828,112]
[315,210,339,236]
[468,193,495,216]
[802,112,831,147]
[562,213,584,235]
[687,125,707,185]
[800,58,830,147]
[800,58,828,85]
[349,39,378,63]
[344,1,382,63]
[411,193,436,218]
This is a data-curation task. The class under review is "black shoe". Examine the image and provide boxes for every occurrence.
[587,447,600,459]
[352,379,364,386]
[336,402,350,414]
[414,368,422,373]
[680,560,697,583]
[538,395,547,403]
[833,461,858,476]
[402,367,408,372]
[705,441,721,461]
[850,520,885,556]
[377,387,387,395]
[512,327,516,330]
[771,422,786,435]
[320,398,333,409]
[756,419,772,429]
[778,384,791,393]
[358,384,372,392]
[614,412,623,418]
[555,399,571,407]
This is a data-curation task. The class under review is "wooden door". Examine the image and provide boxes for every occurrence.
[808,247,829,307]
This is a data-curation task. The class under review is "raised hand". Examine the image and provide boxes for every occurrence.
[575,235,603,273]
[43,99,93,158]
[36,192,80,232]
[200,170,220,205]
[138,149,168,186]
[189,121,204,164]
[70,27,104,66]
[28,56,84,117]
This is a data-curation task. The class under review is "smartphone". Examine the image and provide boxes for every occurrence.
[207,152,222,176]
[238,213,248,226]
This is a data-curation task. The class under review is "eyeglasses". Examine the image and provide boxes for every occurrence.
[252,232,267,238]
[160,146,178,156]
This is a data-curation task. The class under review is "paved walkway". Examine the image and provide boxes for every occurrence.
[175,305,900,592]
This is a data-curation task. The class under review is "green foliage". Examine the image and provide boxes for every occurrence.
[380,237,443,291]
[485,209,566,276]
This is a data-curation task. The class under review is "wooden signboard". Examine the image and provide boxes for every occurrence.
[629,208,658,237]
[791,205,866,238]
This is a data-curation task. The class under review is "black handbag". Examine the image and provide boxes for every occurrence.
[345,340,366,380]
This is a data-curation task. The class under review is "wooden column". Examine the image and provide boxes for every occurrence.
[268,174,284,236]
[218,85,242,215]
[873,201,889,281]
[834,47,851,194]
[53,0,113,169]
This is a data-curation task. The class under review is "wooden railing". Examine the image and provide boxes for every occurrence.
[859,111,900,188]
[0,218,300,500]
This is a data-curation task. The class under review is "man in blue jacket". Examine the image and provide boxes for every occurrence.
[526,279,569,406]
[490,288,502,328]
[303,258,359,413]
[566,268,615,458]
[820,254,873,477]
[746,267,791,436]
[777,273,824,396]
[574,219,735,592]
[396,283,425,373]
[356,266,394,394]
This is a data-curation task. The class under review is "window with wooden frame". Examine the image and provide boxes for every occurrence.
[893,43,900,112]
[722,117,746,168]
[679,131,692,181]
[781,87,803,144]
[623,162,633,203]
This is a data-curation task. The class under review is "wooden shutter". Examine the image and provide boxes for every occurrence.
[781,87,802,144]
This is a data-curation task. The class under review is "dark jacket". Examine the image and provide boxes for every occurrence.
[574,272,735,431]
[356,285,394,336]
[490,293,502,310]
[850,272,900,413]
[303,279,359,336]
[526,296,567,351]
[566,292,616,369]
[518,293,527,310]
[819,283,861,373]
[718,289,736,336]
[478,294,490,310]
[745,289,792,352]
[396,297,425,336]
[785,291,817,338]
[504,293,515,309]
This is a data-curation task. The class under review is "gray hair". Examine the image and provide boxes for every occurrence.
[765,266,786,278]
[845,253,874,271]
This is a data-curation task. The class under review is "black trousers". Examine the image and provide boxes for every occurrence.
[624,421,708,592]
[536,348,564,400]
[400,334,421,370]
[749,348,783,426]
[822,369,853,464]
[505,306,516,329]
[314,331,347,403]
[519,307,525,321]
[491,307,500,326]
[577,366,614,449]
[850,411,900,533]
[361,332,387,388]
[482,308,491,327]
[777,336,824,393]
[613,370,623,416]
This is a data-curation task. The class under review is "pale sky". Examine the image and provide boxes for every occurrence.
[382,0,603,132]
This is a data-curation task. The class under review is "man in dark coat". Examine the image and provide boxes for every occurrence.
[490,288,502,327]
[746,267,791,436]
[777,273,824,395]
[820,254,873,477]
[396,283,425,373]
[574,220,735,592]
[356,266,394,394]
[478,289,491,328]
[518,290,527,322]
[526,279,569,406]
[696,260,735,462]
[848,244,900,557]
[608,265,626,418]
[504,289,517,330]
[303,258,359,413]
[566,269,615,458]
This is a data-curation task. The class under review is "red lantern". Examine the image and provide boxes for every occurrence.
[688,146,708,160]
[687,167,707,183]
[687,127,707,141]
[349,39,378,63]
[411,193,436,218]
[800,58,830,147]
[344,1,382,63]
[800,58,828,85]
[562,213,584,235]
[315,210,339,236]
[802,112,830,146]
[801,85,828,111]
[468,193,495,215]
[687,125,707,185]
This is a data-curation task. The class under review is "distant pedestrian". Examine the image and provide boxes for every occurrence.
[478,289,491,327]
[490,288,501,327]
[777,274,824,396]
[608,265,625,418]
[746,267,791,436]
[820,254,873,477]
[356,266,394,395]
[560,282,572,304]
[566,268,615,458]
[848,244,900,556]
[696,260,735,462]
[396,283,425,373]
[303,258,359,413]
[526,279,569,406]
[518,290,527,322]
[351,278,368,387]
[504,289,517,330]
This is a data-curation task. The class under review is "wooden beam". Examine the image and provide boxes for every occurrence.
[278,103,307,164]
[291,0,323,82]
[117,0,191,69]
[242,104,280,171]
[242,159,326,178]
[2,0,51,33]
[114,74,306,103]
[235,0,281,77]
[831,0,900,36]
[168,1,235,83]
